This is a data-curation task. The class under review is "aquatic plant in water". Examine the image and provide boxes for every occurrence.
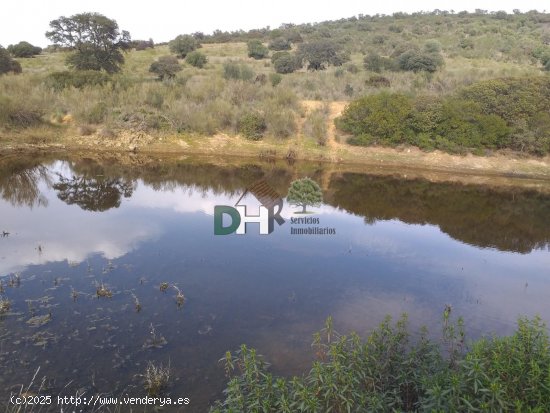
[173,285,185,308]
[131,292,142,312]
[143,323,167,349]
[0,296,11,314]
[96,282,113,298]
[141,361,171,396]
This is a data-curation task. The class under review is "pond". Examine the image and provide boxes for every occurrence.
[0,153,549,411]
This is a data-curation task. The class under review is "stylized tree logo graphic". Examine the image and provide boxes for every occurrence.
[286,178,323,214]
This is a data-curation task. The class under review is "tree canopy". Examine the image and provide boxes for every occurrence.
[7,41,42,58]
[46,12,131,73]
[169,35,199,58]
[149,56,182,80]
[296,40,349,70]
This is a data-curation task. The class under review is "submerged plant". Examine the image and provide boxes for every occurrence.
[70,287,79,302]
[0,296,11,314]
[26,311,52,327]
[96,282,113,298]
[143,323,167,349]
[173,285,185,308]
[9,273,21,288]
[131,292,142,312]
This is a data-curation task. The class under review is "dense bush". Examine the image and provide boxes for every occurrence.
[363,52,394,73]
[366,75,391,88]
[45,70,111,90]
[336,92,414,144]
[397,49,444,73]
[185,51,208,68]
[169,34,199,58]
[223,62,254,81]
[268,37,291,51]
[337,77,550,154]
[269,73,283,86]
[149,56,182,80]
[7,41,42,58]
[272,52,300,74]
[211,315,550,412]
[247,40,269,59]
[296,39,349,70]
[132,39,154,51]
[237,112,266,140]
[0,46,22,75]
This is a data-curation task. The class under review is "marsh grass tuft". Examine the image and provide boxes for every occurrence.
[131,292,142,312]
[173,285,186,308]
[143,323,167,349]
[142,361,171,397]
[0,296,11,314]
[96,282,113,299]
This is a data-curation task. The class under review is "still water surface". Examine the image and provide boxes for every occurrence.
[0,154,549,411]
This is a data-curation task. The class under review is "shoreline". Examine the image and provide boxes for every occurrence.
[1,129,550,184]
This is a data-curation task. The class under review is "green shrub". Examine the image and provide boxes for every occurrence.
[169,34,199,58]
[247,40,269,59]
[238,112,266,140]
[269,73,283,87]
[45,70,110,90]
[272,52,300,74]
[268,37,291,51]
[223,62,254,81]
[185,51,208,68]
[0,46,22,75]
[397,50,444,72]
[296,39,349,70]
[460,77,550,124]
[211,315,550,412]
[336,93,414,143]
[363,52,394,73]
[149,56,182,80]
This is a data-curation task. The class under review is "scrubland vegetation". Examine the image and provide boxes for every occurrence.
[211,314,550,412]
[1,10,550,158]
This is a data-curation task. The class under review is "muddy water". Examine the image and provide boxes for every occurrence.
[0,154,549,411]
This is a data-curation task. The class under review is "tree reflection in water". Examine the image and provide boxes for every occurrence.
[53,174,134,212]
[0,164,51,208]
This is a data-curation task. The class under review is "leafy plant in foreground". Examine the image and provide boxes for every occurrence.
[211,312,550,412]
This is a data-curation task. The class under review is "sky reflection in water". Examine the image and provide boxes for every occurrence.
[0,157,549,411]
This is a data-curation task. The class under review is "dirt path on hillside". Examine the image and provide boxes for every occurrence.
[300,100,347,149]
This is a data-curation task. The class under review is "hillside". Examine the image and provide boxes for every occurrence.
[1,10,550,172]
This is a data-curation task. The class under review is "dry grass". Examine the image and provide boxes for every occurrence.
[142,361,171,396]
